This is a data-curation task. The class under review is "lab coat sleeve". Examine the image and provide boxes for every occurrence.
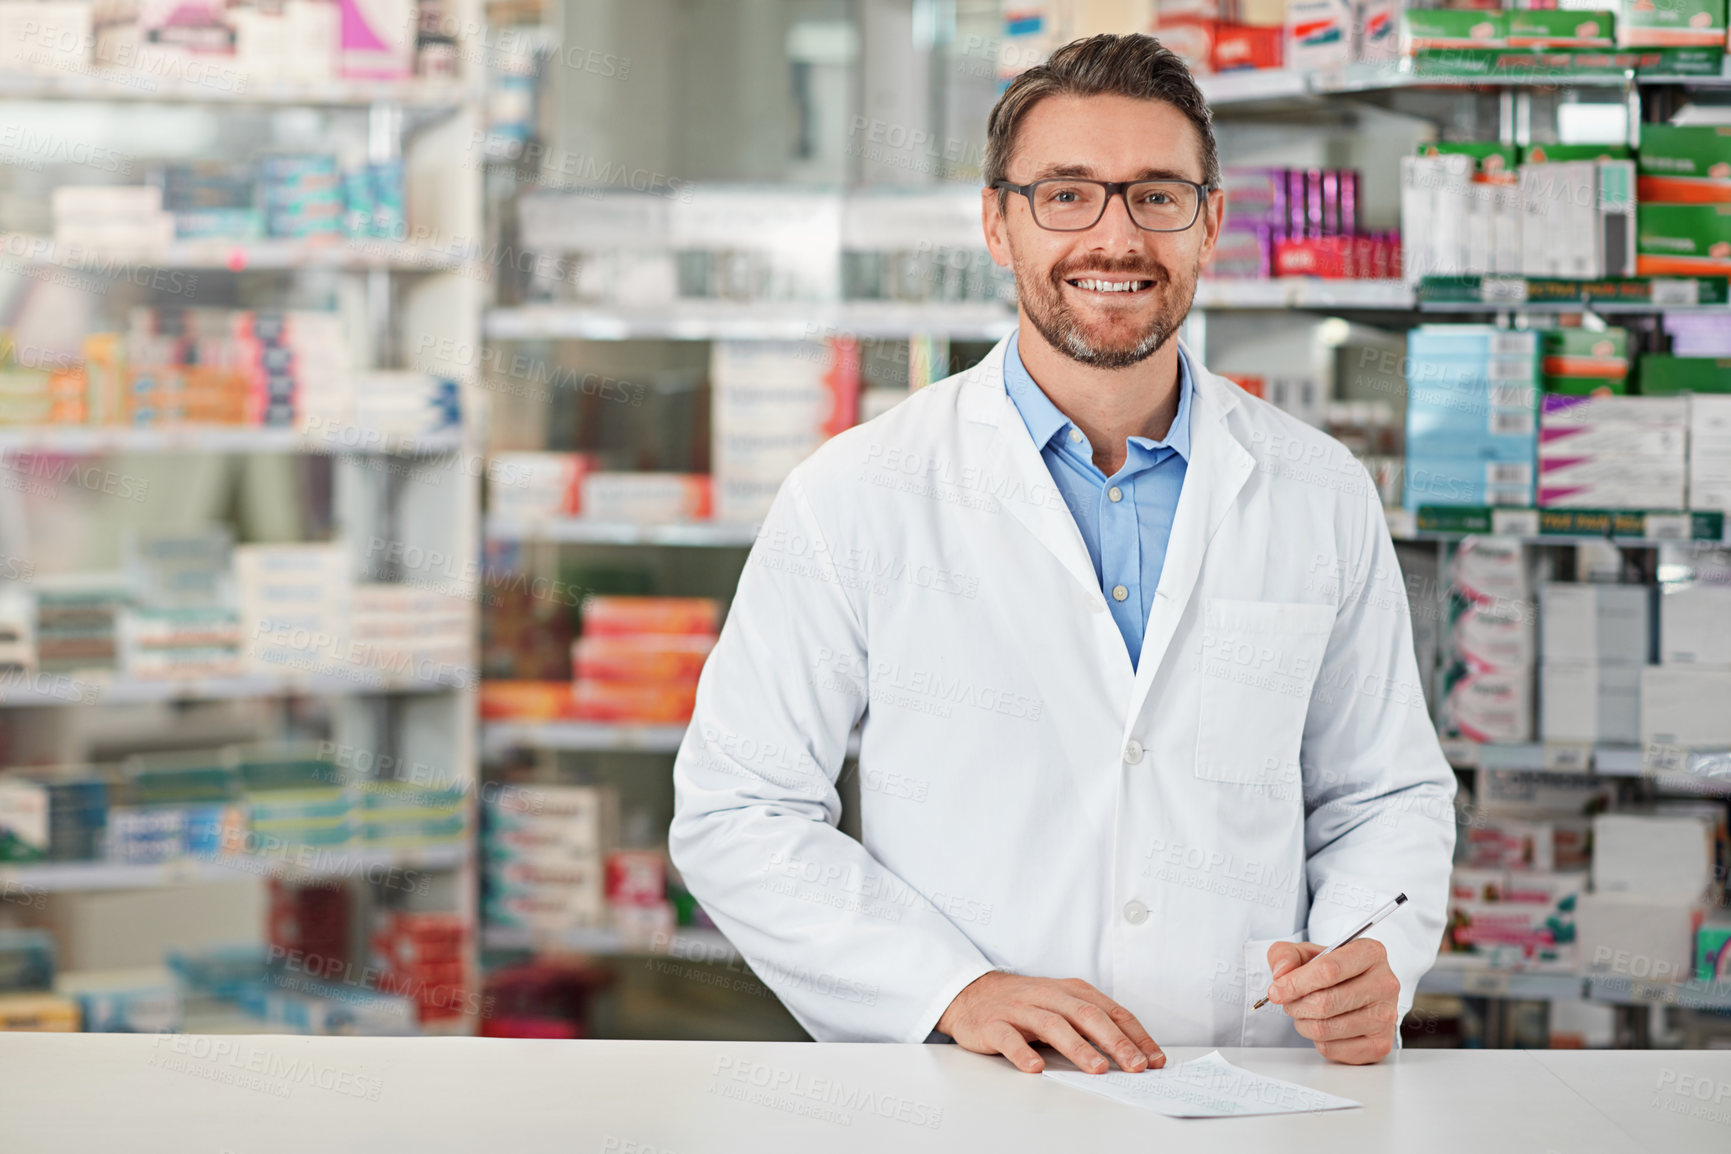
[669,467,1000,1043]
[1299,474,1457,1030]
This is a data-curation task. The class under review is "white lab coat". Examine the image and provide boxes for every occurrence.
[670,335,1456,1048]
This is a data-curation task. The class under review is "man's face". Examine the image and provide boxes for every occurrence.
[982,92,1223,369]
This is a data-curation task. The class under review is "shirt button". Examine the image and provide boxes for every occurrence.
[1123,900,1149,925]
[1124,740,1144,764]
[1112,584,1128,602]
[1108,486,1122,502]
[1068,428,1083,444]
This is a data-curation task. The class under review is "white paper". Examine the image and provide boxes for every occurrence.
[1042,1050,1361,1118]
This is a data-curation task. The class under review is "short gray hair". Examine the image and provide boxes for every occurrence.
[984,34,1220,199]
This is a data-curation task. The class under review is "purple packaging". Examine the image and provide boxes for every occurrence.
[1286,170,1308,241]
[1664,313,1731,357]
[1340,171,1360,235]
[1321,170,1341,236]
[1222,168,1288,230]
[1307,168,1326,238]
[1207,225,1274,278]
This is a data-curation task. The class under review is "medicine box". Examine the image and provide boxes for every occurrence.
[1658,584,1731,666]
[1542,662,1642,743]
[1540,583,1650,666]
[1638,355,1731,396]
[1634,124,1731,203]
[1592,813,1716,901]
[1577,894,1699,983]
[1636,203,1731,277]
[1640,666,1731,750]
[1617,0,1726,48]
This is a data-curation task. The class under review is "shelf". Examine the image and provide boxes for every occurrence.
[0,235,468,272]
[0,425,463,456]
[482,720,690,756]
[482,719,862,759]
[0,72,478,108]
[0,843,468,892]
[1418,961,1586,1001]
[485,517,758,548]
[0,670,472,707]
[484,300,1018,342]
[1404,506,1727,545]
[1587,975,1731,1011]
[1195,278,1412,311]
[1199,62,1731,109]
[483,925,738,960]
[1416,275,1731,314]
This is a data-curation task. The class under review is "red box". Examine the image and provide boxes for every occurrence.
[1154,17,1216,75]
[605,849,668,907]
[1212,22,1283,71]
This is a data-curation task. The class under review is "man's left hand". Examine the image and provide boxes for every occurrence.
[1263,939,1401,1064]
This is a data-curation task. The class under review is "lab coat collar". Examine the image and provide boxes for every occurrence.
[959,332,1256,700]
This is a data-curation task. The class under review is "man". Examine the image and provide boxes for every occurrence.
[670,33,1455,1075]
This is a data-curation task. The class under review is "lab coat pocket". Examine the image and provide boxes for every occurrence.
[1195,599,1336,787]
[1240,935,1306,1048]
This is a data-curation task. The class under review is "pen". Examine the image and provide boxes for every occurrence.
[1251,892,1408,1011]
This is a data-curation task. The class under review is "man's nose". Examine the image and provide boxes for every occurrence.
[1086,191,1147,251]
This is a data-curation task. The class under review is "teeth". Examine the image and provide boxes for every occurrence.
[1071,279,1147,293]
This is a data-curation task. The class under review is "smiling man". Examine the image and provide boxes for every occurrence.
[671,33,1455,1075]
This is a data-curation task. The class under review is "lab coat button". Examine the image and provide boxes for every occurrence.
[1123,740,1144,764]
[1123,900,1148,925]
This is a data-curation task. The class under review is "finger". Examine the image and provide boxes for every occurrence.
[1060,982,1166,1067]
[1054,995,1149,1072]
[1315,1032,1395,1065]
[1270,939,1381,1004]
[1291,1001,1401,1044]
[1019,1008,1109,1075]
[1282,969,1388,1021]
[1265,940,1324,984]
[986,1020,1046,1074]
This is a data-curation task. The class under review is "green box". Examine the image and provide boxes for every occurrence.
[1521,143,1633,165]
[1543,376,1628,396]
[1619,0,1726,47]
[1636,124,1731,179]
[1635,203,1731,275]
[1508,11,1615,47]
[1636,355,1731,395]
[1638,46,1727,75]
[1403,10,1508,49]
[1541,327,1631,383]
[1418,141,1518,176]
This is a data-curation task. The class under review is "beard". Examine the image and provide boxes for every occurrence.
[1011,248,1198,370]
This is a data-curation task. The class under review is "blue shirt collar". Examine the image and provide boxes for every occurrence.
[1002,330,1194,462]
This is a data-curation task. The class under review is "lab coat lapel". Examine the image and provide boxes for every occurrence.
[958,339,1106,608]
[1127,354,1256,716]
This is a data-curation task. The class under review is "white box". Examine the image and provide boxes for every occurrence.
[1541,662,1641,744]
[1640,665,1731,750]
[1659,584,1731,667]
[579,473,711,524]
[1577,894,1699,983]
[1592,813,1715,900]
[1441,664,1532,743]
[50,185,163,221]
[1284,0,1354,70]
[1540,583,1650,666]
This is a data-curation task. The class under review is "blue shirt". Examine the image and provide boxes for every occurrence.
[1002,332,1193,671]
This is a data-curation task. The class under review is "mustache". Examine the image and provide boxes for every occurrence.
[1049,256,1171,285]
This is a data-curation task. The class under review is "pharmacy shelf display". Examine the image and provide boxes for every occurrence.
[0,4,489,1040]
[481,925,735,959]
[483,517,759,549]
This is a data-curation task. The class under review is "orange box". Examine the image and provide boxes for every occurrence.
[581,596,721,638]
[479,680,579,720]
[1212,22,1283,70]
[570,679,698,724]
[571,634,715,684]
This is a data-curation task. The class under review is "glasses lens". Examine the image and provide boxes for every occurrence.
[1030,181,1108,230]
[1125,181,1200,231]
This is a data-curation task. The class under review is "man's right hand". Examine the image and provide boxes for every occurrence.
[936,971,1165,1075]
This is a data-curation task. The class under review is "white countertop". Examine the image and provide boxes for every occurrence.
[1,1034,1726,1153]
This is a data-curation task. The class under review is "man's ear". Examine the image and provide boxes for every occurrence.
[981,187,1012,270]
[1196,187,1225,267]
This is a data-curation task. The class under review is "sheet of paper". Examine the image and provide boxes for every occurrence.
[1042,1050,1361,1118]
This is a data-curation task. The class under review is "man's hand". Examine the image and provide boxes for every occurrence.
[1264,939,1401,1064]
[936,972,1165,1075]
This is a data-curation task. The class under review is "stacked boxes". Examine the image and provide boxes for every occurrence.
[1539,583,1649,744]
[1642,579,1731,757]
[1580,807,1724,982]
[1520,160,1637,280]
[1404,326,1538,510]
[570,596,719,724]
[53,968,183,1033]
[1213,166,1398,280]
[234,543,351,677]
[484,785,617,933]
[1438,538,1534,744]
[1540,327,1628,397]
[259,154,343,241]
[108,755,245,864]
[371,911,470,1024]
[268,878,352,966]
[0,770,106,863]
[710,339,859,523]
[1537,396,1688,509]
[50,185,175,250]
[1637,126,1731,275]
[606,848,675,946]
[356,780,465,848]
[487,453,597,522]
[33,576,127,677]
[342,584,470,686]
[578,474,714,524]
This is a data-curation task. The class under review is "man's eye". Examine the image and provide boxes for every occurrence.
[1140,191,1174,206]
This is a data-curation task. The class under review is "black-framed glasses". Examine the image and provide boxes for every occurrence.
[992,178,1214,232]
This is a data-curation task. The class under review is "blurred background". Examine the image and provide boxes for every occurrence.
[0,0,1729,1050]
